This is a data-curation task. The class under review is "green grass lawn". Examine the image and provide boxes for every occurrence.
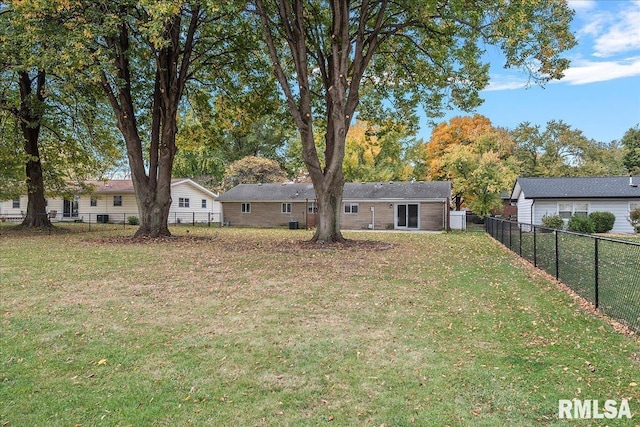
[1,227,639,426]
[496,227,640,332]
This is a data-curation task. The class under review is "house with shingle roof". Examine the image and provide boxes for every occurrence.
[510,176,640,233]
[1,179,221,224]
[216,181,452,231]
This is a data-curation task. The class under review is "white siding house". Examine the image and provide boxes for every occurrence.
[511,176,640,234]
[0,179,221,224]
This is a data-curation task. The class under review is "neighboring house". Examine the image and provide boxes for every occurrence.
[511,176,640,233]
[492,192,517,219]
[216,181,452,231]
[0,178,221,224]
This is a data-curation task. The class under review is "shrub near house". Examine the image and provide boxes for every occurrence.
[542,213,564,230]
[630,208,640,233]
[589,211,615,233]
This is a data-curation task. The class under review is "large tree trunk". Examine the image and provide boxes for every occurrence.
[21,137,50,228]
[101,10,193,238]
[312,172,345,242]
[17,70,51,229]
[255,0,371,243]
[131,126,176,238]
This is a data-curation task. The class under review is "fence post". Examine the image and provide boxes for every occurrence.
[193,212,195,226]
[594,238,599,309]
[555,229,559,279]
[509,221,512,250]
[519,224,522,256]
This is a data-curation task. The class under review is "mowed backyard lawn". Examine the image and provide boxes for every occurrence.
[1,227,639,426]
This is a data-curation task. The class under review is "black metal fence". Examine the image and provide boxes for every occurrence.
[486,217,640,333]
[0,211,221,233]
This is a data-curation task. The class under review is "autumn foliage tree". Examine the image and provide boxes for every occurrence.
[220,156,288,191]
[423,115,516,211]
[440,134,518,215]
[343,120,414,182]
[425,115,496,182]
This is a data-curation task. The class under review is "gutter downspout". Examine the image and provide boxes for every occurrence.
[530,200,535,231]
[370,206,375,230]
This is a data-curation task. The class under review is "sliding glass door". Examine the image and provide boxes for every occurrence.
[396,203,419,229]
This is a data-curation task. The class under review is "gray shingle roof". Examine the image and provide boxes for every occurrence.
[514,176,640,199]
[217,181,451,202]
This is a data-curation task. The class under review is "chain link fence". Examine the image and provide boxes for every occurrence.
[486,217,640,333]
[0,211,221,234]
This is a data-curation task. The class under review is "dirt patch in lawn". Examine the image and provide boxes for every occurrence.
[89,234,394,252]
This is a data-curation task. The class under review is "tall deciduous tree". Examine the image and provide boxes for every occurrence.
[1,2,122,227]
[424,114,497,182]
[220,156,288,191]
[422,115,515,210]
[343,119,415,182]
[621,125,640,175]
[252,0,575,242]
[440,134,518,215]
[1,2,51,227]
[511,120,625,177]
[13,0,249,237]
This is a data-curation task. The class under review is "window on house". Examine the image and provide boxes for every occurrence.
[630,202,640,212]
[558,203,572,219]
[90,197,97,207]
[344,203,359,214]
[558,202,588,218]
[241,203,251,213]
[179,197,190,208]
[113,195,122,207]
[12,198,20,208]
[573,203,588,217]
[281,203,292,214]
[201,199,207,209]
[307,202,317,213]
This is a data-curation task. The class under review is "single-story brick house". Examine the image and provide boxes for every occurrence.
[511,176,640,233]
[216,181,452,231]
[1,178,221,224]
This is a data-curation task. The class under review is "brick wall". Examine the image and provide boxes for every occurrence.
[223,200,447,231]
[222,202,308,227]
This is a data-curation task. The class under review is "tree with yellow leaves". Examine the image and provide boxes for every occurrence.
[343,120,415,182]
[423,115,517,212]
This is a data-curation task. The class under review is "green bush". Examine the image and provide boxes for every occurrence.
[127,216,140,226]
[567,215,594,234]
[630,208,640,233]
[541,213,564,230]
[588,211,616,233]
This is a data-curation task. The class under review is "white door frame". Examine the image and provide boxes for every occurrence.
[395,203,420,229]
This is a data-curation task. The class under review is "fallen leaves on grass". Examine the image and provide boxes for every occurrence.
[87,235,393,252]
[90,235,213,245]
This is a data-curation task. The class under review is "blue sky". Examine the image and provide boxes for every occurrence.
[419,0,640,144]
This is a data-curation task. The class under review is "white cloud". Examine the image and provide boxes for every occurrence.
[576,0,640,57]
[482,1,640,90]
[567,0,597,13]
[484,76,530,92]
[562,57,640,84]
